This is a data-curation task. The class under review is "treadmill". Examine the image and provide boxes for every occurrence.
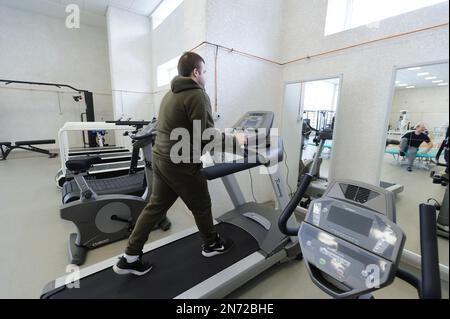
[61,135,148,204]
[56,121,150,188]
[41,111,300,299]
[68,152,135,164]
[68,146,130,157]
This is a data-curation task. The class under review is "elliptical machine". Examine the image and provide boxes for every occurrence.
[60,119,171,265]
[279,176,442,299]
[429,127,449,238]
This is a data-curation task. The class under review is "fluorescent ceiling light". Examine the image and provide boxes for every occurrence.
[425,76,437,80]
[408,67,421,71]
[438,83,449,86]
[417,72,430,76]
[406,86,415,89]
[432,80,444,83]
[397,84,408,87]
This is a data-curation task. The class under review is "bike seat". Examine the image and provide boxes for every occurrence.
[66,157,102,172]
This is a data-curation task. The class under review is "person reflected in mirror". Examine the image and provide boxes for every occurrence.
[399,122,434,172]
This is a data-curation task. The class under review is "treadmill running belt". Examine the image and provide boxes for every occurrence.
[45,223,259,299]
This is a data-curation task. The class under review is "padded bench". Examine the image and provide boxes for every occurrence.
[0,140,58,160]
[385,147,438,170]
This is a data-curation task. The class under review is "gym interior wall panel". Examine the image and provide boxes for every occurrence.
[200,0,284,211]
[281,0,449,63]
[281,0,449,186]
[151,0,207,94]
[106,7,154,146]
[390,87,449,131]
[0,4,112,148]
[281,83,303,193]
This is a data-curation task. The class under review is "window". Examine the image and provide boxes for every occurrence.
[157,55,180,87]
[151,0,184,30]
[325,0,447,36]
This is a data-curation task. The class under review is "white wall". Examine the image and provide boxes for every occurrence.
[150,0,285,213]
[151,0,207,114]
[0,5,113,148]
[203,0,285,213]
[281,0,449,185]
[106,7,154,147]
[390,86,449,132]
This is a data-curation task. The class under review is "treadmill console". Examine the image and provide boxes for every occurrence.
[232,111,274,133]
[230,111,274,147]
[299,180,405,299]
[201,111,282,180]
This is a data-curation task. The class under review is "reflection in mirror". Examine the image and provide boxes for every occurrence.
[282,77,340,211]
[382,61,449,267]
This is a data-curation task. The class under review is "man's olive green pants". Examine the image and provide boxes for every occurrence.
[125,156,217,256]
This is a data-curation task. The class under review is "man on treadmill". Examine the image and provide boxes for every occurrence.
[114,52,245,276]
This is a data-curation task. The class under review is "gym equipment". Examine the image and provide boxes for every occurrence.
[386,147,437,170]
[303,110,335,132]
[58,119,171,266]
[0,140,58,160]
[67,151,134,165]
[279,175,442,298]
[67,146,129,157]
[397,110,410,134]
[428,127,449,238]
[298,120,403,208]
[56,122,147,187]
[41,111,300,299]
[61,122,151,204]
[433,186,449,238]
[0,79,97,147]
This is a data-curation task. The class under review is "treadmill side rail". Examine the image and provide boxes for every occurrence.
[175,250,286,299]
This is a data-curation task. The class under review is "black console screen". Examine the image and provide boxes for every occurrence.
[327,206,373,237]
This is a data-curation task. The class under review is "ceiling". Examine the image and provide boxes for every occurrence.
[0,0,162,27]
[48,0,162,16]
[396,63,449,90]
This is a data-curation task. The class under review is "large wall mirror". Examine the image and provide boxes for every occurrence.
[382,61,449,269]
[282,76,342,208]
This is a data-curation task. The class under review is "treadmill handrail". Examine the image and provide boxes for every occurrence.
[202,161,262,180]
[201,138,284,181]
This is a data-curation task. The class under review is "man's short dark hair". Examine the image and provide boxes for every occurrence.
[178,52,205,77]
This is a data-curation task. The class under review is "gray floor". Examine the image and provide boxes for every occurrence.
[0,151,448,299]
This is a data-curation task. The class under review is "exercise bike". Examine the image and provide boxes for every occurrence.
[60,119,171,265]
